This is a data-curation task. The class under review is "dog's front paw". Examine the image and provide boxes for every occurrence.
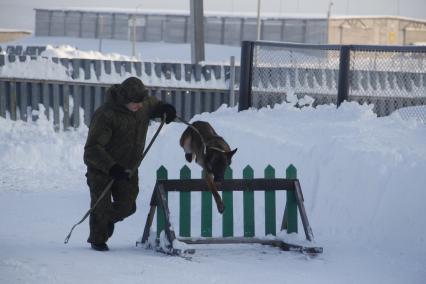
[217,202,225,214]
[185,153,193,162]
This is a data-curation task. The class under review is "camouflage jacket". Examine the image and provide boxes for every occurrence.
[84,85,162,175]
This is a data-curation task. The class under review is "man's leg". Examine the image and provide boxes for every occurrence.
[87,173,113,250]
[110,174,140,227]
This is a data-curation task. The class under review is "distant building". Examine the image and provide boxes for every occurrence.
[0,29,31,43]
[34,8,426,46]
[328,16,426,45]
[34,8,328,45]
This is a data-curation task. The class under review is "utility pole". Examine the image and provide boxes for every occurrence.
[327,2,334,44]
[132,5,143,59]
[190,0,205,63]
[256,0,262,40]
[98,15,104,52]
[132,14,136,58]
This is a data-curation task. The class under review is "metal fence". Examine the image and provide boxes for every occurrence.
[239,41,426,122]
[0,51,239,88]
[0,78,233,131]
[0,45,47,56]
[34,9,328,46]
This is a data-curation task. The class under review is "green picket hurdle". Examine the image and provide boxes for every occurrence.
[139,164,321,255]
[155,165,299,239]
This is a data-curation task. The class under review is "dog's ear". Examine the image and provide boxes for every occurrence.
[227,148,237,159]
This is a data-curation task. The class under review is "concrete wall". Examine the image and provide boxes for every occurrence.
[328,17,426,45]
[0,31,31,43]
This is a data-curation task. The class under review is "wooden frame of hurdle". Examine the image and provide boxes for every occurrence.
[138,165,322,255]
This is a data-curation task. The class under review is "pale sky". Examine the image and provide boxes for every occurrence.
[1,0,426,31]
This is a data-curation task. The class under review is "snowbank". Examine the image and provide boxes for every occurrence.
[0,101,425,283]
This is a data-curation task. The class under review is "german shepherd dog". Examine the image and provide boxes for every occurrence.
[180,121,237,214]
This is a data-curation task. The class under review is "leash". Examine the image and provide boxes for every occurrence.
[64,116,166,244]
[175,115,226,154]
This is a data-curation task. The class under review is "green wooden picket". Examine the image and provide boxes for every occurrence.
[201,170,212,237]
[286,164,298,233]
[264,165,276,236]
[243,165,255,237]
[156,166,168,238]
[179,166,191,237]
[222,167,233,237]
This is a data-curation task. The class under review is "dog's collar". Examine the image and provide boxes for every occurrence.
[207,146,226,153]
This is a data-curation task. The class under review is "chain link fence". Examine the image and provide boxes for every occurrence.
[348,49,426,121]
[239,41,426,123]
[250,44,340,108]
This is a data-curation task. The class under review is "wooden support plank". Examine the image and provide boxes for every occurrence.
[286,165,298,234]
[294,180,314,241]
[281,204,288,231]
[222,167,234,237]
[140,182,161,245]
[156,166,168,238]
[179,166,191,237]
[156,184,177,245]
[141,204,157,244]
[243,166,255,237]
[201,170,212,237]
[264,165,276,236]
[177,237,322,254]
[159,178,296,192]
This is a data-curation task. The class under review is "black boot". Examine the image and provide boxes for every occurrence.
[107,222,115,238]
[91,243,109,251]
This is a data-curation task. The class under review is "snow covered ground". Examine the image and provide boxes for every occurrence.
[1,101,425,283]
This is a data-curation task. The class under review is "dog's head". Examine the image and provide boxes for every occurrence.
[205,148,237,182]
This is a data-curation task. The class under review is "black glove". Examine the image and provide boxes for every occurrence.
[155,103,176,124]
[109,164,131,181]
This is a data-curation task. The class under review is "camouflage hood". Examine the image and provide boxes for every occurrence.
[106,77,149,107]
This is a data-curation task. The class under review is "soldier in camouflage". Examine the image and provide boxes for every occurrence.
[83,77,176,251]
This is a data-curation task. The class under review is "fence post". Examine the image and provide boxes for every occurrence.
[156,166,168,238]
[0,81,6,118]
[229,56,236,107]
[286,164,298,234]
[238,41,254,111]
[31,82,40,122]
[179,165,191,237]
[72,85,81,128]
[201,170,212,237]
[264,165,276,236]
[63,84,70,130]
[222,166,234,237]
[337,45,351,107]
[243,165,255,237]
[53,84,60,132]
[18,82,28,122]
[10,81,17,121]
[42,82,49,120]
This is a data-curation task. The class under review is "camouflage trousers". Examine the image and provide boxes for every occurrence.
[86,170,139,244]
